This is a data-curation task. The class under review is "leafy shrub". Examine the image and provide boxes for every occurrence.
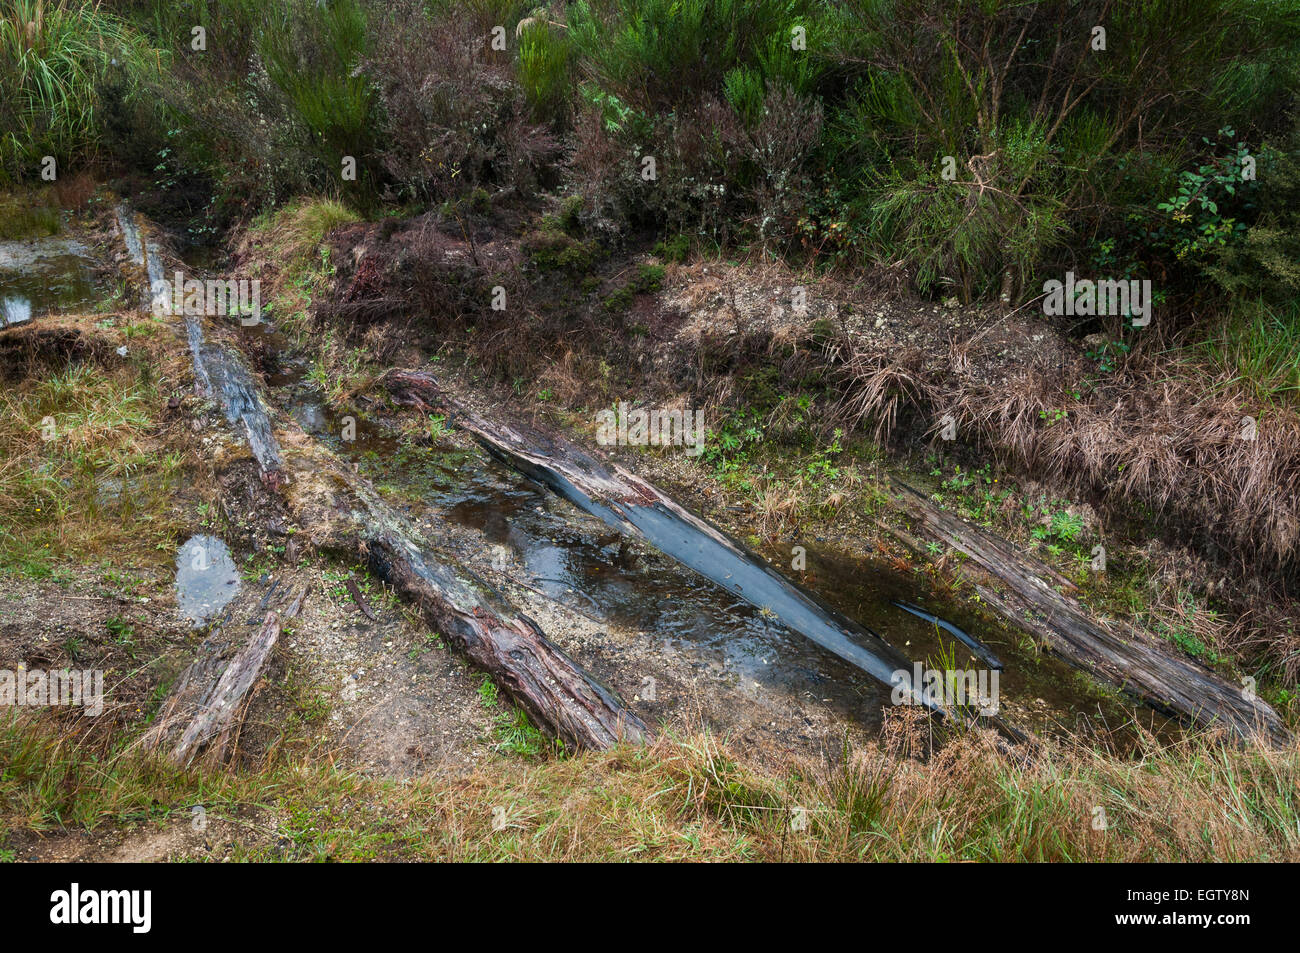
[567,0,811,111]
[814,0,1300,300]
[104,0,380,216]
[1203,117,1300,304]
[258,0,377,197]
[863,119,1069,301]
[517,19,572,121]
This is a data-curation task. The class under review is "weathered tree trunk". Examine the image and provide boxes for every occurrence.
[144,588,306,765]
[891,480,1290,746]
[119,218,285,484]
[297,470,649,750]
[367,532,646,749]
[187,329,285,484]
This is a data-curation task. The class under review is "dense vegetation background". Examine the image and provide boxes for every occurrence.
[5,0,1299,310]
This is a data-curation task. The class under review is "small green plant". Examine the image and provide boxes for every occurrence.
[631,263,666,293]
[1086,339,1131,374]
[700,408,765,479]
[477,676,499,709]
[652,234,690,263]
[802,428,843,486]
[602,286,634,312]
[476,675,556,758]
[1149,592,1222,665]
[104,615,134,645]
[1049,510,1085,543]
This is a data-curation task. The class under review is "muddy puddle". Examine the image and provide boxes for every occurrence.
[0,237,107,327]
[175,534,242,627]
[756,542,1178,742]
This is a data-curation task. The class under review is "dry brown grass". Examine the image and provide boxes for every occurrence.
[5,707,1299,861]
[837,328,1300,567]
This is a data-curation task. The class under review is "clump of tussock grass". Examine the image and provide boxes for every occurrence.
[246,197,361,274]
[0,0,154,181]
[240,197,361,335]
[1195,300,1300,408]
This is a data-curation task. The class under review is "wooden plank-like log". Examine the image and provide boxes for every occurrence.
[145,588,305,765]
[332,478,648,750]
[892,480,1290,746]
[185,318,286,485]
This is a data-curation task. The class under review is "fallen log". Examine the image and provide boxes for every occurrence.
[144,587,305,765]
[892,480,1290,746]
[189,328,285,483]
[116,216,284,483]
[290,467,648,750]
[378,370,942,713]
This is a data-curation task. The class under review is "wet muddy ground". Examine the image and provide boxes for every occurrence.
[258,333,1177,759]
[1,199,1184,811]
[0,237,107,327]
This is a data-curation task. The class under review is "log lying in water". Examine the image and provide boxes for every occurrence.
[288,459,649,750]
[115,212,285,483]
[378,369,943,713]
[891,480,1290,747]
[144,587,306,765]
[189,328,286,483]
[892,599,1004,671]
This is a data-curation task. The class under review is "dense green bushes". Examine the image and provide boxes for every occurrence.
[559,0,1300,305]
[4,0,1298,314]
[120,0,379,217]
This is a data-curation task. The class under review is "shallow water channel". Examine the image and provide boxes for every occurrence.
[245,323,1175,745]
